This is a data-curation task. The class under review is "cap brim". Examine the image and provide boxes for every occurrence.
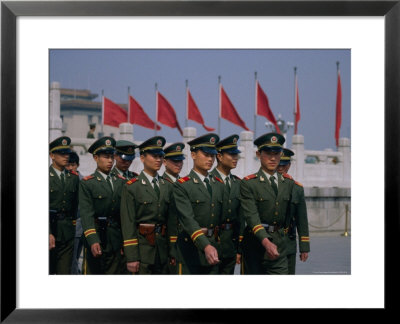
[260,146,282,153]
[221,148,241,154]
[119,154,135,161]
[52,148,72,154]
[95,148,115,155]
[166,155,185,161]
[145,149,165,156]
[279,160,290,166]
[199,147,218,155]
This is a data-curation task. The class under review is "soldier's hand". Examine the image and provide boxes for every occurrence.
[236,253,241,264]
[91,243,102,258]
[169,257,176,266]
[261,238,279,260]
[300,252,308,262]
[49,234,56,250]
[127,261,140,273]
[204,245,220,265]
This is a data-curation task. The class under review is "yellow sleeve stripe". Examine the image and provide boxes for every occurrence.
[252,224,264,234]
[72,220,77,226]
[169,236,177,243]
[191,231,204,242]
[300,236,310,242]
[84,229,96,237]
[239,236,244,242]
[123,239,138,246]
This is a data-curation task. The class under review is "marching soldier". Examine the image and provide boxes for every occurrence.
[111,140,139,180]
[240,133,295,275]
[162,142,186,274]
[277,148,310,274]
[173,133,225,274]
[120,136,175,274]
[49,136,79,274]
[210,134,242,274]
[79,137,127,274]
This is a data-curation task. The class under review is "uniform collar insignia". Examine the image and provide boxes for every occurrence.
[212,177,215,183]
[160,179,164,184]
[142,179,146,185]
[193,178,199,183]
[97,177,102,181]
[260,176,265,182]
[50,172,54,177]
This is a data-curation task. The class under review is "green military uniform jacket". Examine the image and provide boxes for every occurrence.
[162,172,178,259]
[173,170,225,267]
[79,170,126,252]
[111,166,138,181]
[49,166,79,241]
[287,178,310,255]
[120,171,175,265]
[210,168,242,259]
[240,168,294,259]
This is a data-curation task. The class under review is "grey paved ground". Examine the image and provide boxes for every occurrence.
[234,232,351,275]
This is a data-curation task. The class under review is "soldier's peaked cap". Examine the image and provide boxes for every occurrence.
[139,136,166,155]
[88,136,116,155]
[279,148,294,165]
[164,142,185,161]
[216,134,241,154]
[254,132,285,152]
[188,133,219,155]
[115,140,137,161]
[49,136,72,154]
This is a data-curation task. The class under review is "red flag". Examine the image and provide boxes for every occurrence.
[220,85,250,131]
[256,81,280,134]
[129,95,161,130]
[294,76,300,134]
[335,71,342,147]
[157,91,183,136]
[187,89,215,131]
[103,96,127,127]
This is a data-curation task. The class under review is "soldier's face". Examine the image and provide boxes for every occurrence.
[114,154,133,172]
[192,150,215,172]
[257,149,281,173]
[217,152,239,170]
[50,152,69,170]
[140,153,163,172]
[277,163,290,174]
[163,159,183,177]
[94,153,114,174]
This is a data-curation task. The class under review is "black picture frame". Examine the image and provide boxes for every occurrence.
[1,0,398,321]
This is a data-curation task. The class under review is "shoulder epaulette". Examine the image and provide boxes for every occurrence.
[295,181,303,187]
[70,170,79,176]
[233,174,241,180]
[126,178,138,185]
[116,174,126,180]
[244,174,257,181]
[283,173,293,180]
[214,176,223,184]
[178,176,190,183]
[83,175,94,181]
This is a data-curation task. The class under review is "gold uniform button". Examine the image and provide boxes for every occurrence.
[99,196,102,199]
[260,198,263,201]
[227,218,230,222]
[211,213,214,217]
[228,200,231,203]
[64,193,66,196]
[184,238,188,242]
[144,202,147,205]
[275,212,278,216]
[276,202,279,206]
[273,221,277,224]
[211,203,215,207]
[228,209,231,213]
[210,224,213,227]
[196,200,199,203]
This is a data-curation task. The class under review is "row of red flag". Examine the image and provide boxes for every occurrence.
[103,73,342,145]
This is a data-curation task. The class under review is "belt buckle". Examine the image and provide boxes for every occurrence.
[155,224,162,234]
[226,224,232,230]
[268,225,275,233]
[207,228,213,237]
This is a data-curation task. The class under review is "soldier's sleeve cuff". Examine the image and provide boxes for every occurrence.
[252,225,270,242]
[84,229,99,246]
[192,232,211,251]
[299,239,310,253]
[123,239,140,262]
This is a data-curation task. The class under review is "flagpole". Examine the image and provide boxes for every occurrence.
[218,75,221,136]
[185,80,188,128]
[127,86,130,123]
[254,71,257,137]
[101,89,104,136]
[336,61,340,148]
[294,67,297,134]
[155,83,158,136]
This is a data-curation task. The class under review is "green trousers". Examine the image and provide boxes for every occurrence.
[218,256,236,274]
[49,238,74,275]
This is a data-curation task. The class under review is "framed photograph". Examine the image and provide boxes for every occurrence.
[1,0,398,321]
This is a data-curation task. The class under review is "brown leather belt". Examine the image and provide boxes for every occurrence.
[261,223,282,233]
[138,224,166,246]
[200,226,219,238]
[221,223,234,230]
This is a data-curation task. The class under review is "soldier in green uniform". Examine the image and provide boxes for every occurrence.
[173,133,225,275]
[111,140,139,180]
[210,134,242,274]
[277,148,310,274]
[120,136,176,274]
[240,133,295,275]
[79,137,127,274]
[49,136,79,274]
[87,123,96,139]
[162,142,185,274]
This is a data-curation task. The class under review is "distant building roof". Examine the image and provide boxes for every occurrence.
[60,88,98,101]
